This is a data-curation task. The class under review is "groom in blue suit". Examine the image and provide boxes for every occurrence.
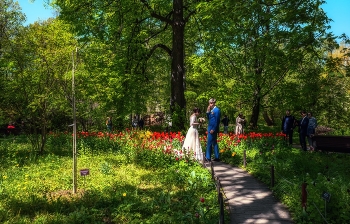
[206,98,221,162]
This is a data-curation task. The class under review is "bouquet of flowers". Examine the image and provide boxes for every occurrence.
[198,117,206,130]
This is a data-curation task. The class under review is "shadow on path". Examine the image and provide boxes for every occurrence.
[208,162,293,224]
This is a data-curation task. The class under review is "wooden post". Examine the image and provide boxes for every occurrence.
[72,49,77,194]
[211,161,214,180]
[243,150,246,168]
[216,178,220,203]
[219,192,225,224]
[271,165,275,188]
[301,182,307,211]
[202,152,206,167]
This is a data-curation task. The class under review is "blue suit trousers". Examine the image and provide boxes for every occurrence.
[206,132,219,160]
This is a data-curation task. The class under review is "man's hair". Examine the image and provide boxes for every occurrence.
[209,98,216,103]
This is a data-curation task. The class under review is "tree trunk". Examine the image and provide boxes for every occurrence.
[263,110,274,126]
[270,109,275,125]
[250,93,261,129]
[40,124,47,154]
[170,0,186,130]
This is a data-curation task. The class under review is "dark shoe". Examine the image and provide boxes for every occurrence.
[213,158,221,162]
[205,158,211,162]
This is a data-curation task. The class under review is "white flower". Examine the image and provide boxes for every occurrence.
[198,118,206,122]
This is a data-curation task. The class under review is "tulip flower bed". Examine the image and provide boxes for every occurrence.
[0,131,229,224]
[217,132,350,223]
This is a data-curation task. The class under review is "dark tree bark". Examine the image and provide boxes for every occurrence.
[170,0,186,130]
[250,92,261,129]
[263,110,274,126]
[144,0,188,130]
[250,57,264,128]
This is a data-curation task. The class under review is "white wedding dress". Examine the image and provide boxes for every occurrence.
[182,115,203,161]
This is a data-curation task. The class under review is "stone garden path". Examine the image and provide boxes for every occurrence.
[206,161,293,224]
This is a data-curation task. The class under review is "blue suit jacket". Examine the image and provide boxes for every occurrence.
[207,106,221,133]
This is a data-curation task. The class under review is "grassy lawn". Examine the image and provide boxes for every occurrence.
[1,129,350,223]
[0,133,227,224]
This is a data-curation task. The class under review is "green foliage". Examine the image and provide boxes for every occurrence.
[0,131,228,223]
[171,103,187,131]
[219,133,350,223]
[1,0,350,145]
[189,0,336,127]
[1,19,78,152]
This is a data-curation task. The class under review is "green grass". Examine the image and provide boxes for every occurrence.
[3,129,350,223]
[0,133,227,224]
[219,134,350,223]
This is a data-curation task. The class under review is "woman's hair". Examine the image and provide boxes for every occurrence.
[193,107,201,113]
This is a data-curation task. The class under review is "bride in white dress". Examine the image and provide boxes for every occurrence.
[182,107,203,161]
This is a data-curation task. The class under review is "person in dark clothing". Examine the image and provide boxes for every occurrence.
[106,117,112,133]
[281,110,295,145]
[221,115,230,134]
[297,111,309,151]
[306,112,317,150]
[138,118,144,130]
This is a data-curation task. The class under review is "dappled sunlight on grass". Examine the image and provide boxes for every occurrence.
[0,130,227,223]
[2,129,349,223]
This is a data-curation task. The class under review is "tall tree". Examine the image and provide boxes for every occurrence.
[0,0,24,57]
[193,0,333,127]
[0,0,25,122]
[53,0,206,130]
[1,19,77,152]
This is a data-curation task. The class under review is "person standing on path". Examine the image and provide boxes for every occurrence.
[106,117,112,133]
[221,115,230,134]
[182,107,203,161]
[297,111,309,151]
[132,116,138,130]
[281,110,295,145]
[307,112,317,150]
[205,98,221,162]
[235,113,245,135]
[138,118,144,130]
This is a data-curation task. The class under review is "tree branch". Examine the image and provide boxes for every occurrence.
[184,7,196,23]
[149,43,172,57]
[140,0,172,24]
